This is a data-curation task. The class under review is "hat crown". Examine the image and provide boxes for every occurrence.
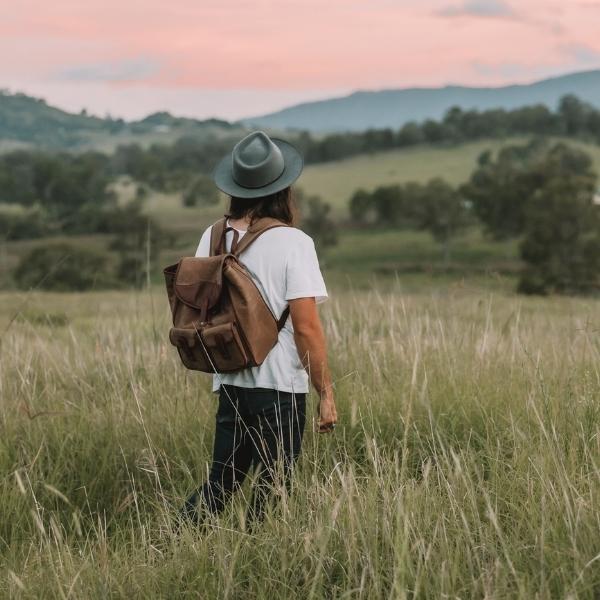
[232,131,285,189]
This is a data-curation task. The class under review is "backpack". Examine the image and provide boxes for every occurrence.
[163,217,290,373]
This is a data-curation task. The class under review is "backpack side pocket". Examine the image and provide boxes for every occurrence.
[169,327,212,372]
[201,322,249,372]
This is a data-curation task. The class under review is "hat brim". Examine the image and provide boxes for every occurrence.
[212,138,304,199]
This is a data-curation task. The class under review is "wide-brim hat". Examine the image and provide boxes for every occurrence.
[213,130,303,199]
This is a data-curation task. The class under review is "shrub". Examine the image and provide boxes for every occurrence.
[300,195,338,252]
[0,208,52,240]
[108,202,169,288]
[13,243,115,291]
[349,188,375,224]
[182,175,219,207]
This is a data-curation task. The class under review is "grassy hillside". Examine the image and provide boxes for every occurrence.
[323,229,519,290]
[299,137,600,214]
[1,286,599,597]
[0,90,244,151]
[0,91,107,144]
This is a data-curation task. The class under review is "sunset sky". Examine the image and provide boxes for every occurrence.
[3,0,600,120]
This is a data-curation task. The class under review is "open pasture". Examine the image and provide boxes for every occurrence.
[1,283,599,598]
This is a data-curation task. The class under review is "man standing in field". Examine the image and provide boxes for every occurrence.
[178,130,337,526]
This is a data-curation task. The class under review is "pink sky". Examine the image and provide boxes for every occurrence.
[3,0,600,120]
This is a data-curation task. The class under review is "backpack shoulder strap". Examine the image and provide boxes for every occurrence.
[209,217,228,256]
[276,306,290,331]
[234,217,291,329]
[233,217,290,256]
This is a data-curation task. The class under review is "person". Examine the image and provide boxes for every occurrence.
[180,130,337,527]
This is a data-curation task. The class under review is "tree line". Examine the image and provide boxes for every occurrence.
[296,94,600,163]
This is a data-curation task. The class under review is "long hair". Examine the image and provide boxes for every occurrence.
[226,186,297,226]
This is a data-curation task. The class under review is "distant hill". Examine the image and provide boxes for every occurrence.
[0,91,110,147]
[242,70,600,133]
[0,90,239,152]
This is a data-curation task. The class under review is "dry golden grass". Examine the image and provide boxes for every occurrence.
[1,284,599,598]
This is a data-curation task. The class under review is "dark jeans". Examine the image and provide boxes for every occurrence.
[182,384,306,526]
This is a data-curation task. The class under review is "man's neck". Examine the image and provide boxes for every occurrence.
[227,215,252,231]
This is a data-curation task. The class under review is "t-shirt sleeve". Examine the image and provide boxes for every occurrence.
[285,234,328,304]
[195,227,212,258]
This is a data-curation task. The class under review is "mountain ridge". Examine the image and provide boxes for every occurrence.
[242,69,600,133]
[3,69,600,149]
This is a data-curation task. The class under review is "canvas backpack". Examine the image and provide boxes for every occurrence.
[163,217,290,373]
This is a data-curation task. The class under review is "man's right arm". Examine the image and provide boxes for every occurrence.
[289,297,337,433]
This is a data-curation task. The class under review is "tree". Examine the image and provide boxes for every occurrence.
[558,95,589,136]
[518,146,600,294]
[442,106,466,142]
[461,139,548,239]
[348,182,434,229]
[463,140,600,294]
[371,185,404,225]
[510,105,557,135]
[395,122,423,146]
[422,120,449,143]
[108,203,168,288]
[182,175,220,207]
[298,192,338,253]
[417,178,470,264]
[349,188,375,224]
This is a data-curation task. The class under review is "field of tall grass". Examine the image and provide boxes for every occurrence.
[1,283,599,598]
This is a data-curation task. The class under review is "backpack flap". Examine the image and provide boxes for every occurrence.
[173,255,230,322]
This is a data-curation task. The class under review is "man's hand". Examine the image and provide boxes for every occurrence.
[316,391,337,433]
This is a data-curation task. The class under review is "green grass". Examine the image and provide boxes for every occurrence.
[326,228,518,271]
[0,225,520,293]
[300,137,600,215]
[319,227,520,292]
[1,285,599,597]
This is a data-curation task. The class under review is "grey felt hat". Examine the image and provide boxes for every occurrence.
[213,131,303,199]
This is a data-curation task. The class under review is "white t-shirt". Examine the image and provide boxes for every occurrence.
[195,221,328,393]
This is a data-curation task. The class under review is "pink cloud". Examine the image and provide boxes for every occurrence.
[2,0,600,118]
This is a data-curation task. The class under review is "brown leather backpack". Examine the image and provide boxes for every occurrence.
[164,217,290,373]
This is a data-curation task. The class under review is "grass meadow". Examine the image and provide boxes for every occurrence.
[1,281,600,598]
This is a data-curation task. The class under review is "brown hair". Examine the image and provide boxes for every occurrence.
[226,186,297,226]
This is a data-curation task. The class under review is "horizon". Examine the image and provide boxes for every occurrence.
[5,66,599,123]
[7,67,600,125]
[4,0,600,121]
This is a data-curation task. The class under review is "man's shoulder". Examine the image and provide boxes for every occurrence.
[261,225,315,248]
[200,219,225,242]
